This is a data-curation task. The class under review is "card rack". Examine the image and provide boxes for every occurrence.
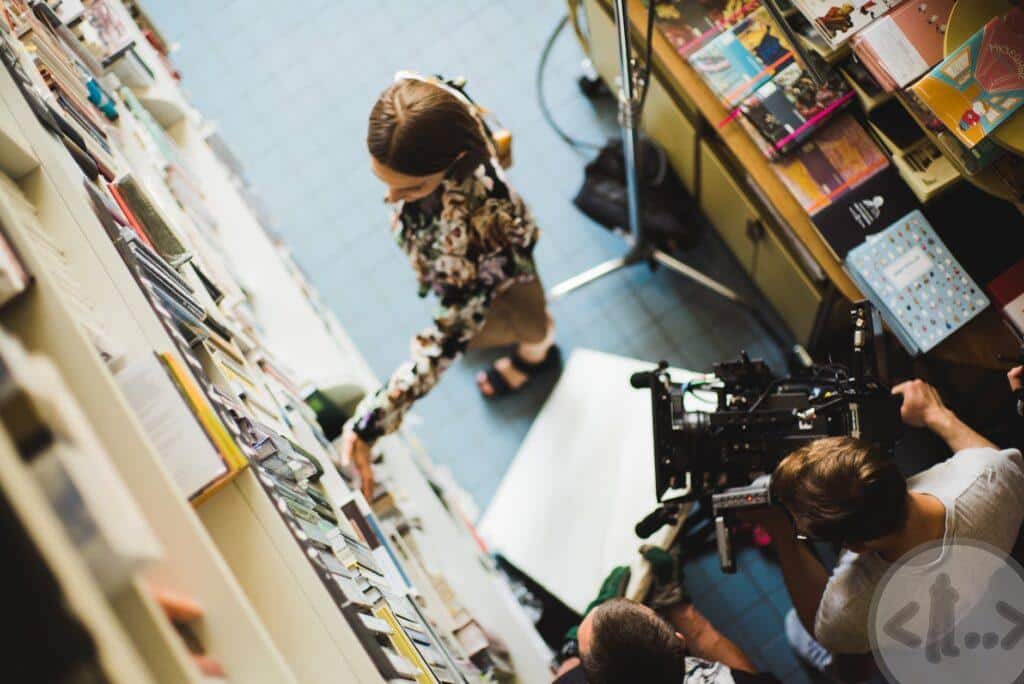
[248,436,467,684]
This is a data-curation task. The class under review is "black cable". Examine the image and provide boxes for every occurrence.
[537,15,603,151]
[639,0,655,109]
[537,5,657,150]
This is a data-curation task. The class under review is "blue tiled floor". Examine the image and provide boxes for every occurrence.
[147,2,805,681]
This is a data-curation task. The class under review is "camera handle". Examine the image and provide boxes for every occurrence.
[711,478,773,574]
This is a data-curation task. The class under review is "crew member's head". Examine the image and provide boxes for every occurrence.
[367,78,490,203]
[771,436,908,552]
[578,598,686,684]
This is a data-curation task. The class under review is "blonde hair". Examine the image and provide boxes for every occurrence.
[771,436,908,544]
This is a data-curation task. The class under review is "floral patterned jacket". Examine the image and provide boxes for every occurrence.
[349,161,540,444]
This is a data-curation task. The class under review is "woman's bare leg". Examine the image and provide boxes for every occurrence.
[477,315,555,396]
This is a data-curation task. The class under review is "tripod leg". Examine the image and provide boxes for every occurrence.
[549,256,630,300]
[651,248,794,352]
[650,248,746,304]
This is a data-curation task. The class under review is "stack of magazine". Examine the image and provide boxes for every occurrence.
[653,0,853,157]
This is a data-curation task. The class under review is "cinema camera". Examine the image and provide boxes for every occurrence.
[631,302,903,573]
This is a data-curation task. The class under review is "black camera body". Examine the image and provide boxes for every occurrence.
[632,302,903,571]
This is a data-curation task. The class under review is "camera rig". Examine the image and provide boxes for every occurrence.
[631,301,903,572]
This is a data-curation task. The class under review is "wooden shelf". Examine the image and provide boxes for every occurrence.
[597,0,1019,369]
[0,32,298,684]
[618,0,861,303]
[0,4,554,682]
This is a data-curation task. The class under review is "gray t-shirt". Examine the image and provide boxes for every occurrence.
[814,447,1024,654]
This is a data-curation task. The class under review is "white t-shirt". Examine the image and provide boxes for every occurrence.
[813,447,1024,654]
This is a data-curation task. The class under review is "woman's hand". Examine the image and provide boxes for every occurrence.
[342,429,376,501]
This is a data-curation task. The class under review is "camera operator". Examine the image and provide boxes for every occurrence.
[554,598,779,684]
[749,379,1024,680]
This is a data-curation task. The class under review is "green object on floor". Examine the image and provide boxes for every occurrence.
[641,543,691,609]
[564,565,631,641]
[305,385,365,441]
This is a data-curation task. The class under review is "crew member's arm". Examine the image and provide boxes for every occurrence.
[342,288,493,498]
[663,602,757,674]
[892,379,997,452]
[756,509,831,635]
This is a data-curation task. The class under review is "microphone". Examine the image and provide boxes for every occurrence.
[634,505,677,538]
[630,371,653,389]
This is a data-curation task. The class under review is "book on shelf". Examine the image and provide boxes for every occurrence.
[792,0,906,49]
[839,57,891,111]
[851,0,954,91]
[845,209,989,355]
[112,174,191,266]
[653,0,760,58]
[896,89,1006,176]
[884,136,960,203]
[785,8,847,62]
[909,8,1024,148]
[115,352,238,500]
[988,260,1024,338]
[811,164,919,260]
[689,5,795,108]
[771,113,889,215]
[877,93,931,142]
[737,59,854,157]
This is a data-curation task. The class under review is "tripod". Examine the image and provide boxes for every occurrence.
[550,0,789,351]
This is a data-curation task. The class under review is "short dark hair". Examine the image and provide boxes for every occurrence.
[771,436,908,544]
[581,599,685,684]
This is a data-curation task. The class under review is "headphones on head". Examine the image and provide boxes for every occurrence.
[393,70,513,169]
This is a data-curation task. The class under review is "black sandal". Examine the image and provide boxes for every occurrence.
[481,345,562,398]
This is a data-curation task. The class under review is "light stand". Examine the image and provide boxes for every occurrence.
[550,0,794,353]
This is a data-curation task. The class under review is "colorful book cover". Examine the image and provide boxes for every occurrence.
[738,61,855,157]
[845,210,989,355]
[794,0,907,48]
[910,8,1024,148]
[772,114,889,214]
[653,0,760,58]
[688,6,794,108]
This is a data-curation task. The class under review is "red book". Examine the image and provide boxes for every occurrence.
[988,260,1024,337]
[106,182,154,250]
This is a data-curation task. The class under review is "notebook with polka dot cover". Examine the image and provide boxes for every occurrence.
[844,209,989,355]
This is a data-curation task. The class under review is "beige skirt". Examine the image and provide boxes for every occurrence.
[468,277,549,350]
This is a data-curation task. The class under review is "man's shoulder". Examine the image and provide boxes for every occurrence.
[911,448,1024,500]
